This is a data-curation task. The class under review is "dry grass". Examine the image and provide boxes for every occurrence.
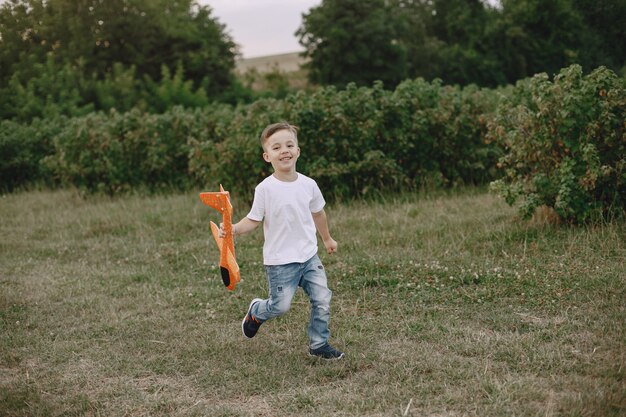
[236,51,311,92]
[236,51,307,74]
[1,189,624,416]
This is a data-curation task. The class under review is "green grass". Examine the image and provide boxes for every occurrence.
[1,189,624,416]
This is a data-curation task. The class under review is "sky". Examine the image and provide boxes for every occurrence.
[203,0,321,59]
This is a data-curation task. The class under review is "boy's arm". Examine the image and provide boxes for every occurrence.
[220,217,260,237]
[312,208,338,254]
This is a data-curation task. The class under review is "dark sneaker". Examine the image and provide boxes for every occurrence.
[308,343,345,360]
[242,298,263,338]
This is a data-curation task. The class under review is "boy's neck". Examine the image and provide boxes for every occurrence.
[272,171,298,182]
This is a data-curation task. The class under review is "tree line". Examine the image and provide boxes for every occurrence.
[298,0,625,88]
[0,0,624,123]
[0,0,249,121]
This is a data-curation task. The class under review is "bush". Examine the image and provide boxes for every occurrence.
[187,80,500,201]
[43,106,229,194]
[0,117,66,192]
[23,77,502,199]
[2,57,94,122]
[0,59,249,122]
[4,76,502,198]
[488,65,626,223]
[141,64,209,113]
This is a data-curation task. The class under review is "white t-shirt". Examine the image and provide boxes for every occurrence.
[247,173,325,265]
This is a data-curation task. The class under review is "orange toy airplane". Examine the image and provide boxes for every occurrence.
[199,185,240,290]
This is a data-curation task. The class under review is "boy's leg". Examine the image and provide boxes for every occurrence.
[300,255,332,350]
[251,263,299,322]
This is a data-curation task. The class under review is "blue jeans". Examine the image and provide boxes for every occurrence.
[250,254,332,350]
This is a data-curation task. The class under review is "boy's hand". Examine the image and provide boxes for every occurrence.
[219,222,238,238]
[323,238,338,254]
[219,218,259,239]
[218,222,228,238]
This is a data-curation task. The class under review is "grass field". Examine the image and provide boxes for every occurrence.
[1,189,624,416]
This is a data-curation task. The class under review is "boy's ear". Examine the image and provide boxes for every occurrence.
[262,152,270,162]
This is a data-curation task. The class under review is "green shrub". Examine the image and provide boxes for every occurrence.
[0,59,246,122]
[91,63,144,113]
[142,64,209,113]
[3,57,94,122]
[289,83,399,199]
[44,106,228,194]
[40,77,499,199]
[0,117,65,192]
[488,65,626,223]
[383,79,502,189]
[187,79,501,201]
[189,97,289,202]
[11,76,502,198]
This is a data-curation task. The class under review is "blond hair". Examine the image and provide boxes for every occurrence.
[259,122,298,149]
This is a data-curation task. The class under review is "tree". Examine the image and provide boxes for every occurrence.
[297,0,408,88]
[425,0,505,86]
[0,0,238,102]
[571,0,626,74]
[387,0,443,82]
[0,0,48,86]
[296,0,507,88]
[295,0,624,89]
[487,0,587,83]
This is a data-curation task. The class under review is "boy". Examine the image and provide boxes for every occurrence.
[219,122,344,360]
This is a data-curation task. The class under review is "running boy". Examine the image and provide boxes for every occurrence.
[219,122,344,360]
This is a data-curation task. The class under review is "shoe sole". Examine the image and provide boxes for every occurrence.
[308,352,345,361]
[242,298,263,338]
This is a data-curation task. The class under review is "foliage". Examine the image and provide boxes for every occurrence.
[189,79,501,201]
[7,63,623,223]
[5,76,499,197]
[488,65,626,223]
[141,63,209,113]
[297,0,626,89]
[1,57,220,122]
[0,117,66,191]
[2,0,623,122]
[0,0,239,120]
[297,0,408,88]
[488,0,586,84]
[42,106,231,194]
[571,0,626,74]
[1,56,95,121]
[239,67,304,100]
[424,0,506,87]
[0,0,237,88]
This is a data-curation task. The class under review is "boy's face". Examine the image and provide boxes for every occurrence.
[262,129,300,174]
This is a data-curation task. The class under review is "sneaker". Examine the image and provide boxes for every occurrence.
[308,343,345,360]
[242,298,263,338]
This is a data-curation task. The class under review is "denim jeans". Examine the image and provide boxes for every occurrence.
[250,254,332,350]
